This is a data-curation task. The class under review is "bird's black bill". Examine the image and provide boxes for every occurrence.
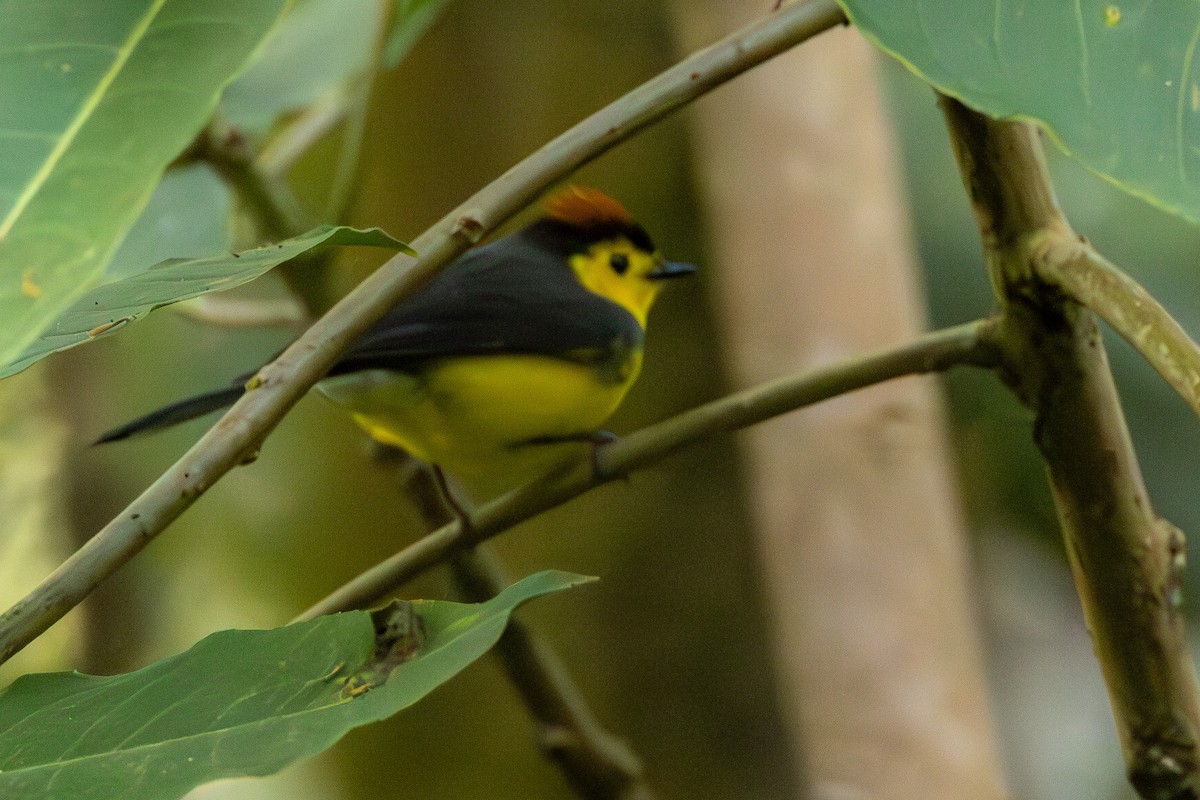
[647,260,696,280]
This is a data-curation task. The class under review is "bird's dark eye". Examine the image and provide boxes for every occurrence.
[609,253,630,275]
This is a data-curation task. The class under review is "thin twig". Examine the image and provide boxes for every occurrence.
[260,0,393,219]
[298,318,998,619]
[219,0,393,312]
[309,0,392,221]
[1035,238,1200,420]
[0,0,847,667]
[399,464,656,800]
[258,85,362,179]
[198,115,332,314]
[939,95,1200,799]
[200,115,317,240]
[175,294,307,328]
[450,548,655,800]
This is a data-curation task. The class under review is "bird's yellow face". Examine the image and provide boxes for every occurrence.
[568,238,674,327]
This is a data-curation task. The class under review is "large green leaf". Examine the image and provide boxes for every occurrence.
[0,1,289,371]
[221,0,453,150]
[0,225,411,379]
[841,0,1200,222]
[0,571,593,800]
[105,163,232,281]
[221,0,384,136]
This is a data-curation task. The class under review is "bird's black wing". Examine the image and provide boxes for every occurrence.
[329,233,644,377]
[94,233,644,443]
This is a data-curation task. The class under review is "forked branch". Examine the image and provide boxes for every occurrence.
[1038,240,1200,419]
[940,95,1200,799]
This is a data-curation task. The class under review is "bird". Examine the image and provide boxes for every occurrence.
[97,186,695,498]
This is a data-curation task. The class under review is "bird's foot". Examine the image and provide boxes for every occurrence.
[430,464,477,541]
[587,430,620,482]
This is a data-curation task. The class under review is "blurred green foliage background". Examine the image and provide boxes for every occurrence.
[11,1,1200,798]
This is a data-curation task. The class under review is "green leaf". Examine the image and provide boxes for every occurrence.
[221,0,385,136]
[841,0,1200,222]
[222,0,452,134]
[384,0,453,69]
[0,226,412,379]
[106,163,232,281]
[0,1,289,373]
[0,571,594,800]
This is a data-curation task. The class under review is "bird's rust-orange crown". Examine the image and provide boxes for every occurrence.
[545,186,634,230]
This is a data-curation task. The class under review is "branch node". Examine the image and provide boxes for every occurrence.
[452,212,486,243]
[1131,733,1197,800]
[1161,518,1188,611]
[536,723,579,755]
[940,92,1200,800]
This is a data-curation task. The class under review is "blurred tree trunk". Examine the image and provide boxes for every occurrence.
[0,366,78,684]
[676,6,1008,798]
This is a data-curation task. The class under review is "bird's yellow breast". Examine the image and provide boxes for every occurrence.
[317,351,643,492]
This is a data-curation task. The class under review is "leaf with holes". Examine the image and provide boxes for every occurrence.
[0,571,594,800]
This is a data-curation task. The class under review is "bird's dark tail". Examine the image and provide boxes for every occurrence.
[94,384,246,444]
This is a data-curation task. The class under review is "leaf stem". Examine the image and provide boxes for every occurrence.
[1035,239,1200,419]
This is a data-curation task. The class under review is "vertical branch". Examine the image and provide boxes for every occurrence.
[398,464,656,800]
[940,95,1200,799]
[448,548,654,800]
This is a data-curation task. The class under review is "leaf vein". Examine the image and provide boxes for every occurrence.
[1072,0,1092,106]
[0,0,171,240]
